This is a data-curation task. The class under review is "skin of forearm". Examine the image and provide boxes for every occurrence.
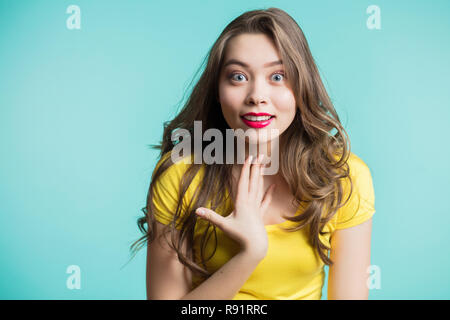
[179,251,264,300]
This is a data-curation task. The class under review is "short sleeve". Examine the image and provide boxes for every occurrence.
[334,153,376,230]
[151,153,191,230]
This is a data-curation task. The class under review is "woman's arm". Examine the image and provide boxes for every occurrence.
[147,220,264,300]
[327,218,373,300]
[180,250,263,300]
[147,220,194,300]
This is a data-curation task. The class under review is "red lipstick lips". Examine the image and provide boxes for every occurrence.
[240,112,275,128]
[241,112,274,117]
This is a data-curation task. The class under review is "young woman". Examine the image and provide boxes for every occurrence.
[130,7,375,300]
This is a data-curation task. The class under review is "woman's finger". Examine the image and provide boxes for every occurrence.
[195,207,227,230]
[260,183,276,214]
[256,155,264,203]
[249,154,262,198]
[236,155,252,204]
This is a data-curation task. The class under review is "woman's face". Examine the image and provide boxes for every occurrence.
[218,33,297,146]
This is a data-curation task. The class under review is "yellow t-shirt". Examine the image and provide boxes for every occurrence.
[151,151,375,300]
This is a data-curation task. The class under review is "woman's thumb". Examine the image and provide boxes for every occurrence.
[195,207,226,229]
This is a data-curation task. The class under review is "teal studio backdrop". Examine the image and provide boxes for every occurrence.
[0,0,449,300]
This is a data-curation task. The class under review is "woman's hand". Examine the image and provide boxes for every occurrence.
[195,154,276,259]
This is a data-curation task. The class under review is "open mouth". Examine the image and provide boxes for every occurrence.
[240,115,275,122]
[240,115,275,128]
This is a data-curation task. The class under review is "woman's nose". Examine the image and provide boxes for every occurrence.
[246,79,268,106]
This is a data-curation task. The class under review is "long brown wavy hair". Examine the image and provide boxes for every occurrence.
[129,7,353,279]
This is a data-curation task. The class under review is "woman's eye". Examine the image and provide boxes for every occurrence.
[271,73,285,82]
[230,73,246,82]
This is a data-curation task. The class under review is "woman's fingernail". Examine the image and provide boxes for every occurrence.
[196,208,204,215]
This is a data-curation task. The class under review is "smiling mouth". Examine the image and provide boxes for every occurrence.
[240,115,275,128]
[240,115,275,122]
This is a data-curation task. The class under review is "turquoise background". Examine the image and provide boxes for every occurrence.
[1,0,449,299]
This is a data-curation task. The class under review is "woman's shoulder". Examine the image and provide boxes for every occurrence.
[329,151,376,230]
[151,151,203,227]
[344,152,374,193]
[153,150,208,201]
[331,150,372,182]
[346,152,372,176]
[154,150,200,182]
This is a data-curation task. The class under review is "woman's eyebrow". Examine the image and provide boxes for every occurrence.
[223,59,283,68]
